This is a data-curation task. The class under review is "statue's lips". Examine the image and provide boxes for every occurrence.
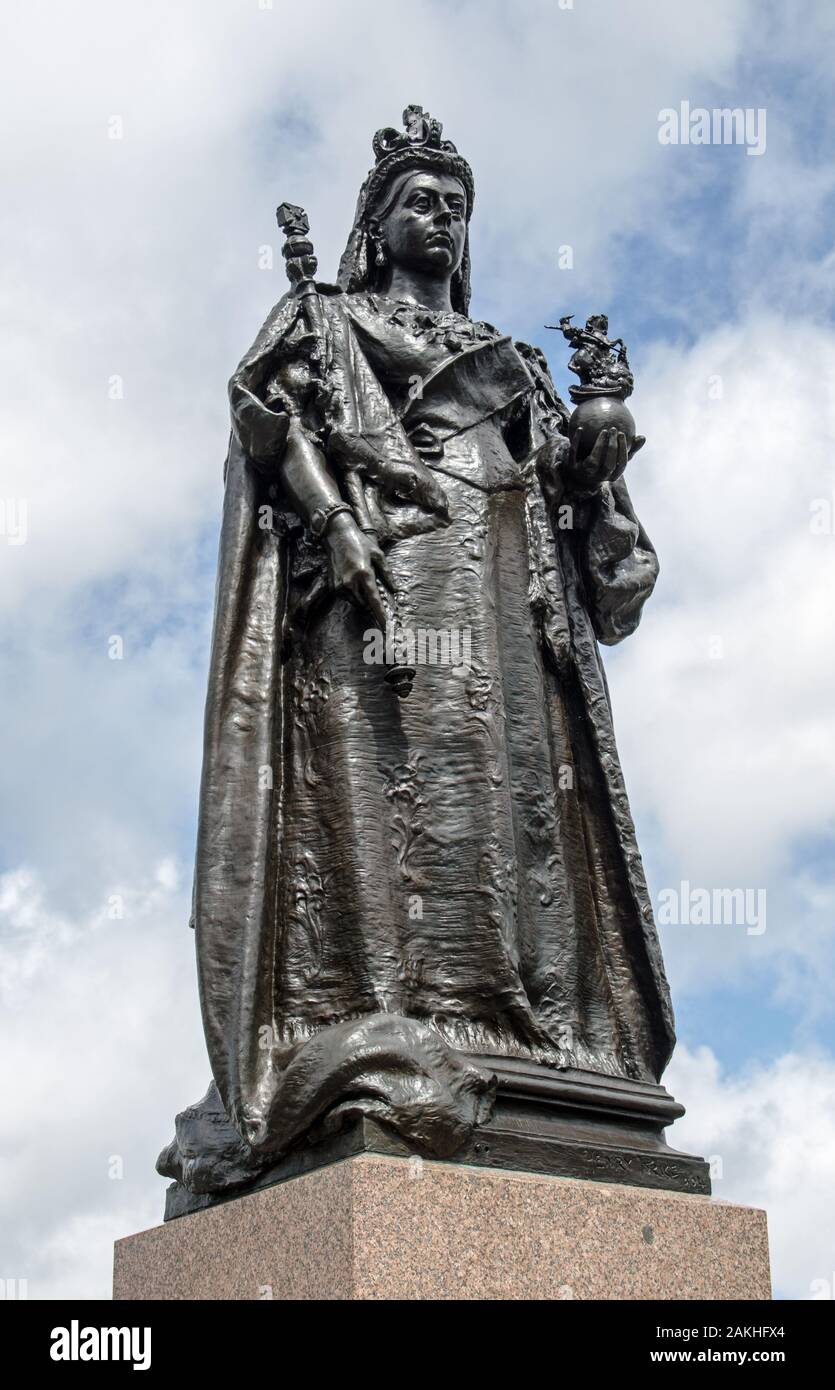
[426,232,454,251]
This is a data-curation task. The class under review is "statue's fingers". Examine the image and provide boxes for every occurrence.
[586,429,608,469]
[371,547,394,592]
[406,467,449,518]
[613,431,629,480]
[604,427,621,474]
[585,427,614,483]
[424,478,450,519]
[358,572,389,630]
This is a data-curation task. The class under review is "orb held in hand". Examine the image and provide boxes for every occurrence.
[568,394,637,462]
[548,309,641,464]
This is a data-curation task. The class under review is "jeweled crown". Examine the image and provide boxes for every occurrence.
[372,105,459,164]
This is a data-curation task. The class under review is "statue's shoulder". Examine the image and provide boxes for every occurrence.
[513,338,553,378]
[514,340,570,432]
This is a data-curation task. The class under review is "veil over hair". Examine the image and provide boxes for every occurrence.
[336,143,475,316]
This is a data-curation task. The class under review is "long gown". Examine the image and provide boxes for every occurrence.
[158,287,676,1194]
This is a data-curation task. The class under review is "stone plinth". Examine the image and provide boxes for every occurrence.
[114,1155,770,1301]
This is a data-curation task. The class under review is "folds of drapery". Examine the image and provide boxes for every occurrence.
[186,298,500,1178]
[165,291,674,1191]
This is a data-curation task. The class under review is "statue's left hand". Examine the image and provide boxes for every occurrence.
[564,426,637,496]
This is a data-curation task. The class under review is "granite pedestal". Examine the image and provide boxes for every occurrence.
[114,1153,770,1301]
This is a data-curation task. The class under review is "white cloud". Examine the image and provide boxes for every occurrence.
[26,1202,162,1303]
[667,1045,835,1300]
[606,314,835,1000]
[0,863,207,1300]
[0,868,77,999]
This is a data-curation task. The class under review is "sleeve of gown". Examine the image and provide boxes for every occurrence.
[226,292,321,474]
[580,476,659,646]
[512,341,659,647]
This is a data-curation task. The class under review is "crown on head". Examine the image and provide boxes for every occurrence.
[337,103,474,310]
[372,105,459,164]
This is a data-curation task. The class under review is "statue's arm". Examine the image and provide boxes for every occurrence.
[579,476,659,645]
[226,299,391,629]
[514,342,658,646]
[226,295,344,518]
[541,439,658,645]
[276,420,344,523]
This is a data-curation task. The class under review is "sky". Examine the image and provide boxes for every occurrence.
[1,0,834,1301]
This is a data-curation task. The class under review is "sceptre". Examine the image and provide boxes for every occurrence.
[276,203,415,697]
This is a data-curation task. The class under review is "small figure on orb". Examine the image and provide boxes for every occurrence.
[548,311,644,469]
[548,312,634,400]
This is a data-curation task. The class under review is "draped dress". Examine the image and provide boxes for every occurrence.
[159,288,676,1193]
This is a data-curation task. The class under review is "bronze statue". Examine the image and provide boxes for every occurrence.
[158,105,708,1215]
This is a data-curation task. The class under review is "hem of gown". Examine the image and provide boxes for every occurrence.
[157,1012,497,1196]
[428,1015,648,1083]
[267,1008,648,1084]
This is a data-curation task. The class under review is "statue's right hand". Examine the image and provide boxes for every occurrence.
[323,513,392,630]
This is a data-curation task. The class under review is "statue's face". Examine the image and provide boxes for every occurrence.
[376,171,467,279]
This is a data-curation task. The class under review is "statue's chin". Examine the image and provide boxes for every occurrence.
[410,245,457,275]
